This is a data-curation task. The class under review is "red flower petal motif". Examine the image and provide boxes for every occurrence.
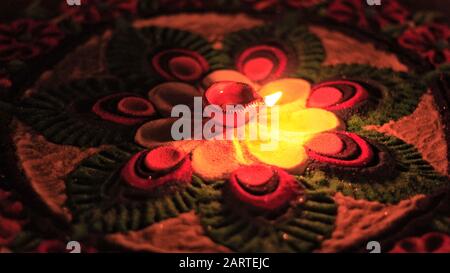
[227,165,302,213]
[92,93,157,126]
[236,45,288,83]
[60,0,137,24]
[305,132,374,167]
[390,233,450,253]
[121,146,193,191]
[398,23,450,66]
[326,0,409,30]
[152,49,209,82]
[0,189,26,246]
[0,19,64,62]
[307,80,369,111]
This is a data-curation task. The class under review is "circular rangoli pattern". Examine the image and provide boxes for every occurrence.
[0,0,449,253]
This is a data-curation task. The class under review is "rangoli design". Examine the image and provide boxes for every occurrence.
[0,0,449,253]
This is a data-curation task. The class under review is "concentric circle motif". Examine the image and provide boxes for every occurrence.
[236,45,288,82]
[65,144,208,234]
[301,132,448,203]
[17,77,153,147]
[306,132,375,167]
[314,65,427,130]
[223,24,325,82]
[92,93,156,125]
[121,146,192,191]
[106,26,225,86]
[5,11,450,253]
[152,49,210,82]
[198,170,337,252]
[228,165,301,212]
[307,80,369,111]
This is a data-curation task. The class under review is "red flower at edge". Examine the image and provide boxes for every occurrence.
[0,19,64,62]
[398,23,450,66]
[61,0,138,24]
[326,0,409,30]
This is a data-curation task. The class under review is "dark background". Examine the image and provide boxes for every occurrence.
[0,0,449,22]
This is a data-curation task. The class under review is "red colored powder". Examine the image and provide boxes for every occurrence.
[152,49,209,81]
[117,97,155,117]
[169,56,203,81]
[237,45,287,82]
[235,165,274,186]
[305,133,344,155]
[307,87,343,108]
[242,57,274,82]
[144,146,184,172]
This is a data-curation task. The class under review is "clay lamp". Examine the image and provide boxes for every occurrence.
[203,81,263,128]
[121,146,192,191]
[228,165,300,212]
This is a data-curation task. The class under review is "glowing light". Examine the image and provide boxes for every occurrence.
[259,79,311,107]
[264,91,283,107]
[231,78,345,174]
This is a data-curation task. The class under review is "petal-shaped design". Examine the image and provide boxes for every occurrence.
[17,77,152,147]
[66,144,208,234]
[258,78,311,108]
[307,80,369,111]
[237,139,309,175]
[135,117,207,149]
[315,65,427,128]
[198,177,337,252]
[223,24,325,83]
[92,93,156,125]
[106,26,225,86]
[228,165,301,212]
[148,82,201,117]
[236,45,288,82]
[305,132,374,167]
[191,141,241,181]
[302,131,449,204]
[121,146,192,191]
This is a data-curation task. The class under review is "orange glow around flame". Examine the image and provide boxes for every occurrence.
[233,81,344,174]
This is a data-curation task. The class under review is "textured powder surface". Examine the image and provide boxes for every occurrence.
[192,140,241,181]
[106,211,231,253]
[11,121,103,221]
[319,193,427,253]
[366,93,449,176]
[8,12,448,253]
[33,35,109,90]
[309,26,409,72]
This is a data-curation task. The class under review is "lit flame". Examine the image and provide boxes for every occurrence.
[264,91,282,107]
